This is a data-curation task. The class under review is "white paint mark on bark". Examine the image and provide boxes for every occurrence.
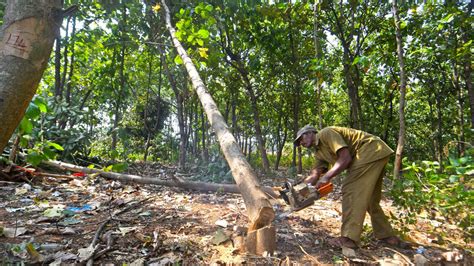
[1,18,39,60]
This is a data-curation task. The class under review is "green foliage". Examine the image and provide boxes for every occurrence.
[390,148,474,241]
[191,155,233,183]
[17,96,64,166]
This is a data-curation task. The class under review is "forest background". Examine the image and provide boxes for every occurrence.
[0,0,472,244]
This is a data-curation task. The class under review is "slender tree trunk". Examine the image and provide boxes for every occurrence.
[60,16,70,99]
[0,0,63,153]
[201,108,209,162]
[65,15,76,105]
[221,46,270,173]
[143,53,156,162]
[247,84,270,173]
[330,3,363,130]
[428,95,437,161]
[54,35,61,98]
[313,2,323,129]
[436,91,443,171]
[112,5,128,153]
[453,55,465,156]
[157,44,186,170]
[392,0,407,179]
[343,57,362,130]
[463,3,474,131]
[161,0,274,230]
[274,113,288,171]
[247,137,252,162]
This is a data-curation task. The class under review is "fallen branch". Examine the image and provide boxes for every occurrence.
[43,160,281,198]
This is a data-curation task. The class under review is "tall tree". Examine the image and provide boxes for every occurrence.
[217,6,271,173]
[160,0,274,230]
[0,0,63,153]
[392,0,407,179]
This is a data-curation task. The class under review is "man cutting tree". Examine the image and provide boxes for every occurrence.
[294,125,408,249]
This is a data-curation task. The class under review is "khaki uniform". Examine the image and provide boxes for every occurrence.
[313,127,395,243]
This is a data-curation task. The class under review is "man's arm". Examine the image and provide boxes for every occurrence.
[315,147,352,188]
[303,167,327,186]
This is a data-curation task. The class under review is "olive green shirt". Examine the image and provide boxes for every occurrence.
[312,127,394,169]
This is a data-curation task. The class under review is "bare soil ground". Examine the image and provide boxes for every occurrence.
[0,163,471,265]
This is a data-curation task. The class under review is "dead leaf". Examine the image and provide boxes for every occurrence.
[2,227,28,238]
[342,247,356,257]
[442,251,463,262]
[215,219,228,228]
[78,245,95,261]
[414,254,429,265]
[211,229,230,245]
[69,179,85,187]
[118,226,137,236]
[130,258,145,266]
[49,251,77,265]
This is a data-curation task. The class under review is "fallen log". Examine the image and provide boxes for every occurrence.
[43,160,281,198]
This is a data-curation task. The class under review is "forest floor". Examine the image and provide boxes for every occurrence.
[0,162,471,265]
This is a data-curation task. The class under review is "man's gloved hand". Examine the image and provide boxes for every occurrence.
[315,175,331,188]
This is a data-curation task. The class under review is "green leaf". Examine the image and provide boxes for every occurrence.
[196,38,204,46]
[43,206,64,218]
[440,13,454,23]
[448,175,459,183]
[20,117,33,134]
[197,29,210,39]
[25,103,40,119]
[111,162,128,172]
[455,167,466,175]
[33,96,48,113]
[42,147,56,159]
[400,21,407,29]
[47,142,64,151]
[26,152,44,166]
[174,55,183,65]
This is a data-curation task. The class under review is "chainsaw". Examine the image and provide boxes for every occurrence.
[279,181,333,211]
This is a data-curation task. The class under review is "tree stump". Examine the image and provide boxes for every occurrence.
[245,225,276,256]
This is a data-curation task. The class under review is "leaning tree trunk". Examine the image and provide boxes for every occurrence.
[0,0,63,153]
[161,0,274,231]
[392,0,407,179]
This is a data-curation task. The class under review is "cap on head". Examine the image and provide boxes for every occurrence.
[294,125,317,146]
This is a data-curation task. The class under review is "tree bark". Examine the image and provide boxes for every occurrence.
[112,4,128,153]
[329,3,363,130]
[463,2,474,131]
[157,44,187,170]
[65,15,76,105]
[392,0,407,179]
[314,2,324,129]
[161,0,274,231]
[0,0,63,153]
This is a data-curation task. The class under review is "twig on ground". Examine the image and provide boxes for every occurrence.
[383,247,414,265]
[298,244,322,264]
[83,196,155,264]
[33,172,74,180]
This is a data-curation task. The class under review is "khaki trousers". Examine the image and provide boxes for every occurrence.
[341,156,394,243]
